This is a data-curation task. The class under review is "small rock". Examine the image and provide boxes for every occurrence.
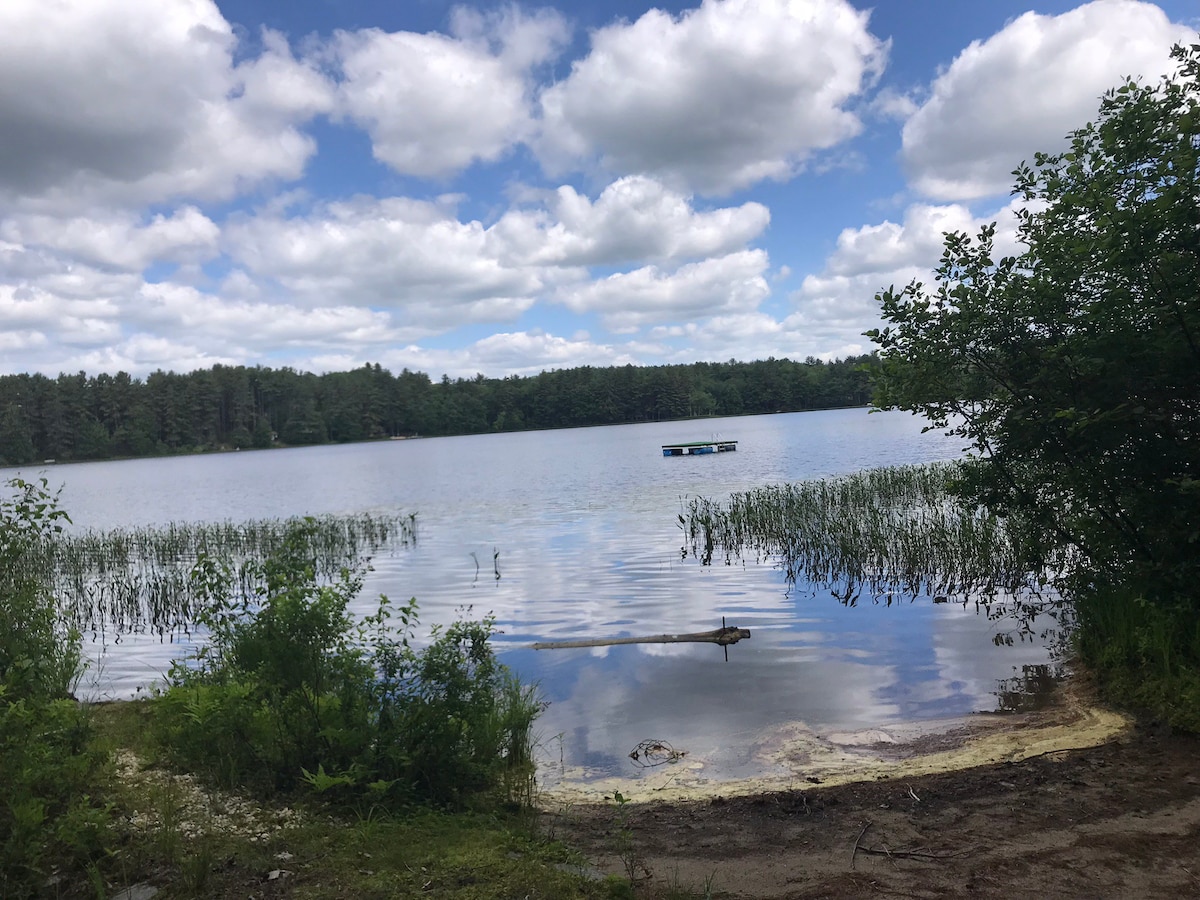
[265,869,292,882]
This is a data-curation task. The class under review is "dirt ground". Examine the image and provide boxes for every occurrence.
[548,707,1200,898]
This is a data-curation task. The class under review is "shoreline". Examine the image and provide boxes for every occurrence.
[537,677,1130,805]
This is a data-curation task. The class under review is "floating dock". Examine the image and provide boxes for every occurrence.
[662,440,737,456]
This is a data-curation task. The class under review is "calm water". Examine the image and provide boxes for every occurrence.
[11,409,1053,786]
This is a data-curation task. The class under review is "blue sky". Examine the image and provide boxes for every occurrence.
[0,0,1195,379]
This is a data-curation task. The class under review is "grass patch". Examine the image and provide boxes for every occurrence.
[85,699,706,900]
[1073,589,1200,733]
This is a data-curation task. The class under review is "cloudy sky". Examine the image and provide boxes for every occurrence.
[0,0,1195,379]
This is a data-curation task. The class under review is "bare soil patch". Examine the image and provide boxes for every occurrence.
[549,721,1200,898]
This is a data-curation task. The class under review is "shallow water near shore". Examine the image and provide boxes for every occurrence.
[9,408,1060,788]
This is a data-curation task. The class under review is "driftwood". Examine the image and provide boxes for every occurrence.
[532,620,750,651]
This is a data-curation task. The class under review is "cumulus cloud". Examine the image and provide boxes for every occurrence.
[902,0,1192,200]
[537,0,886,194]
[295,330,638,381]
[2,207,220,272]
[491,175,770,267]
[0,268,423,377]
[334,7,569,177]
[224,196,548,329]
[558,250,771,333]
[0,1,334,211]
[224,177,771,331]
[792,200,1025,351]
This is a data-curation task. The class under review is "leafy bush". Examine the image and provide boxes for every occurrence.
[153,520,541,807]
[0,692,112,898]
[0,477,80,699]
[0,478,114,897]
[1074,588,1200,732]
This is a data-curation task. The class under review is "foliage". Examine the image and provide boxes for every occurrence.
[0,693,113,898]
[153,521,541,807]
[0,477,79,699]
[0,478,114,897]
[0,355,878,463]
[869,42,1199,605]
[1073,588,1200,732]
[867,42,1200,721]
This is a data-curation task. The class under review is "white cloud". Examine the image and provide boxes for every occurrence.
[558,250,771,333]
[869,87,920,121]
[0,1,334,211]
[902,0,1192,201]
[422,329,637,377]
[225,178,771,333]
[334,7,568,177]
[128,282,407,349]
[59,335,241,377]
[297,330,638,381]
[822,203,981,277]
[491,175,770,267]
[792,200,1025,349]
[224,196,547,328]
[2,207,220,272]
[537,0,886,194]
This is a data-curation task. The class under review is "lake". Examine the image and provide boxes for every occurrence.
[9,408,1055,790]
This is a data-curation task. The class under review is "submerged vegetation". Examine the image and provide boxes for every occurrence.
[36,510,415,635]
[681,461,1063,643]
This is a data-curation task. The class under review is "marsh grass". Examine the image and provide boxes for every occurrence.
[681,462,1067,640]
[36,512,416,635]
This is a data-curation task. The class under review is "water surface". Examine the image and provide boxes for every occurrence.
[11,409,1053,787]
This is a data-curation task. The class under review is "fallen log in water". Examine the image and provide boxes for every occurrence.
[532,623,750,651]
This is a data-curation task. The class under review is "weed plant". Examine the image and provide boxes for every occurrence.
[152,519,542,808]
[0,478,115,898]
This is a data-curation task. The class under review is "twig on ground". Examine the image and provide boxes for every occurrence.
[851,821,872,869]
[858,845,971,862]
[1017,746,1096,762]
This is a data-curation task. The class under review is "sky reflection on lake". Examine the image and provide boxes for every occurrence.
[9,409,1054,787]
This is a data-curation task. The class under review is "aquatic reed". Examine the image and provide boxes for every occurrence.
[38,513,416,635]
[680,461,1069,636]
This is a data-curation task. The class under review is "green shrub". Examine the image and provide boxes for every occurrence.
[0,478,80,700]
[0,478,114,897]
[0,692,113,898]
[153,520,541,807]
[1074,588,1200,733]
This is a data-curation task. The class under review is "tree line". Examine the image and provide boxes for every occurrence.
[0,355,877,465]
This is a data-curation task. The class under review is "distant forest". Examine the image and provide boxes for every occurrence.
[0,355,877,465]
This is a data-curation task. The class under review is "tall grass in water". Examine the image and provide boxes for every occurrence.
[681,462,1068,640]
[37,512,416,635]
